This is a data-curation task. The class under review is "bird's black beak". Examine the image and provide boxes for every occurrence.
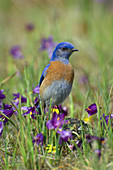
[72,49,79,52]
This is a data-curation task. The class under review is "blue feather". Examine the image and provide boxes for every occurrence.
[39,64,50,86]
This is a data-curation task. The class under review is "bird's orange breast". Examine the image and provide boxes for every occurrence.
[39,61,74,96]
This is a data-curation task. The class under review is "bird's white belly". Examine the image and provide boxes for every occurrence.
[42,80,72,106]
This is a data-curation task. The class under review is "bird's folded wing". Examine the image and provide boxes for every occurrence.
[39,64,50,87]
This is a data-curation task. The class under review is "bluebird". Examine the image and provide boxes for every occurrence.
[39,42,78,107]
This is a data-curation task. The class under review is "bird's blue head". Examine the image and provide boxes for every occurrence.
[50,42,78,63]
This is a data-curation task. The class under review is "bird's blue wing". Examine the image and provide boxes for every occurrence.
[39,64,50,86]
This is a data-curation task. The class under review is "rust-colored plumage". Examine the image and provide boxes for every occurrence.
[39,61,74,98]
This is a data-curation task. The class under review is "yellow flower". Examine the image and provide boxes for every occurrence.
[84,116,92,123]
[52,108,59,114]
[30,111,32,116]
[46,144,59,153]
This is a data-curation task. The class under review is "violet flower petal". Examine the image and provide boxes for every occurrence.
[33,85,39,94]
[10,46,24,59]
[85,103,97,116]
[0,90,6,100]
[32,133,44,146]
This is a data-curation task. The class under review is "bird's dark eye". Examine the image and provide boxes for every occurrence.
[62,47,68,51]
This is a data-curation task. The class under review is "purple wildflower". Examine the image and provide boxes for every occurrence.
[46,112,67,130]
[13,93,20,104]
[94,149,101,158]
[12,93,27,115]
[40,36,54,51]
[0,91,14,125]
[0,121,3,136]
[0,103,14,137]
[25,23,34,31]
[21,95,27,103]
[34,97,38,106]
[0,109,14,124]
[0,106,14,135]
[33,85,39,94]
[13,93,27,105]
[40,36,57,58]
[21,106,39,119]
[85,103,97,116]
[10,46,24,59]
[0,89,6,100]
[58,105,68,116]
[100,113,113,126]
[58,130,72,144]
[3,104,12,110]
[86,134,105,145]
[32,133,44,146]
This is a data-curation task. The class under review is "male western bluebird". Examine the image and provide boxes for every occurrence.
[39,42,78,107]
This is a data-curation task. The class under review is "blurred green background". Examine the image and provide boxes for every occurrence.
[1,1,113,168]
[0,0,113,115]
